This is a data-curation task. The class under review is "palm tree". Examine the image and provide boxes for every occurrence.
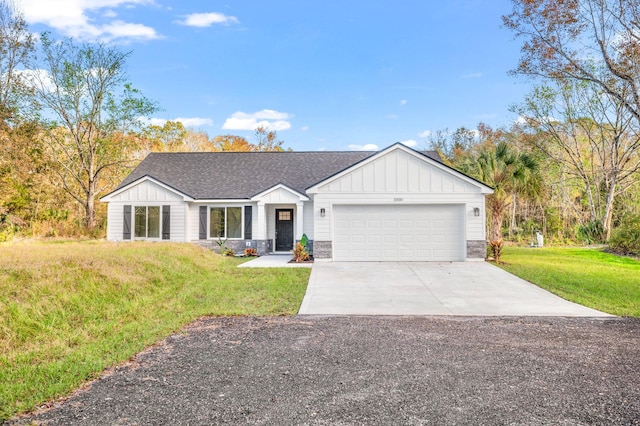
[472,141,540,242]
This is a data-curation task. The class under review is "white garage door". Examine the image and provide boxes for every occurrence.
[333,204,465,261]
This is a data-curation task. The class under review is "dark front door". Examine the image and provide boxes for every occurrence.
[275,209,294,251]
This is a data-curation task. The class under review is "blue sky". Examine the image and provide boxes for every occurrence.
[19,0,531,151]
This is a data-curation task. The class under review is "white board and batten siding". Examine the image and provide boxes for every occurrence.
[318,149,480,194]
[105,179,187,242]
[302,198,314,239]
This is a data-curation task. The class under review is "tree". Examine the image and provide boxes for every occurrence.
[0,1,44,238]
[213,134,254,151]
[29,34,157,230]
[183,128,216,152]
[254,126,285,151]
[0,0,35,126]
[427,127,478,165]
[515,81,640,240]
[141,120,188,153]
[504,0,640,126]
[464,138,540,242]
[213,128,286,152]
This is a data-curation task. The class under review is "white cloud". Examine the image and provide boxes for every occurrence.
[400,139,418,148]
[20,0,159,42]
[300,126,309,131]
[101,20,157,40]
[462,72,483,79]
[143,117,214,127]
[348,144,378,151]
[176,117,214,127]
[222,109,292,131]
[418,130,431,138]
[145,117,167,126]
[400,99,407,105]
[386,114,398,120]
[178,12,239,27]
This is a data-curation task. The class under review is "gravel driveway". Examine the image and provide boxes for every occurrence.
[9,316,640,425]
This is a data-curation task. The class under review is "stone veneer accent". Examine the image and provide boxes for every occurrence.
[313,241,332,259]
[466,240,486,259]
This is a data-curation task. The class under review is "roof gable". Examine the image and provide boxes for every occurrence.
[307,143,493,194]
[250,183,309,203]
[100,175,194,202]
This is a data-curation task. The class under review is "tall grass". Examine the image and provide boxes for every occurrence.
[0,241,310,420]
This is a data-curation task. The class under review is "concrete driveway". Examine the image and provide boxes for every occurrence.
[299,261,611,316]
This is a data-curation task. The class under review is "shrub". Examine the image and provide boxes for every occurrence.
[489,239,503,263]
[292,242,310,262]
[609,216,640,255]
[577,220,603,244]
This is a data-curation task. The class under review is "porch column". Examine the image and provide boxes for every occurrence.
[296,202,304,241]
[256,202,267,240]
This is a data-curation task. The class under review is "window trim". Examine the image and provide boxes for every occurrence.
[132,205,163,241]
[208,205,245,240]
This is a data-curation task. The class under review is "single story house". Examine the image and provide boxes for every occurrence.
[101,143,493,261]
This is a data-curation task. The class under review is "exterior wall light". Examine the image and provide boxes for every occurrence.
[320,208,325,217]
[473,207,480,217]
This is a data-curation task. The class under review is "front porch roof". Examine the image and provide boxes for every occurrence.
[250,183,310,203]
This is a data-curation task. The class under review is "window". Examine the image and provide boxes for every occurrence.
[278,210,291,221]
[134,206,160,238]
[210,207,242,239]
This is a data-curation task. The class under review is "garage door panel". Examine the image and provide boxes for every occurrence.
[351,234,366,243]
[333,204,464,261]
[367,234,382,243]
[368,248,383,257]
[399,234,414,243]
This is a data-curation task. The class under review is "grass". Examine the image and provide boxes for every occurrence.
[497,246,640,317]
[0,241,310,421]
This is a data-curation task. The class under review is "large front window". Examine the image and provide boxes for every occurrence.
[210,207,242,239]
[134,206,160,238]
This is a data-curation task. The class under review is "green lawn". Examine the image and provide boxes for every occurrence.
[497,246,640,317]
[0,241,310,421]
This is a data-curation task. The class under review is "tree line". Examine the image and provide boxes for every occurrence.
[1,0,639,253]
[0,1,284,240]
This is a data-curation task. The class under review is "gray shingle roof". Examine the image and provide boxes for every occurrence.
[115,149,442,199]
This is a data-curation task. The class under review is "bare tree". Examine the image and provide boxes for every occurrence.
[504,0,640,126]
